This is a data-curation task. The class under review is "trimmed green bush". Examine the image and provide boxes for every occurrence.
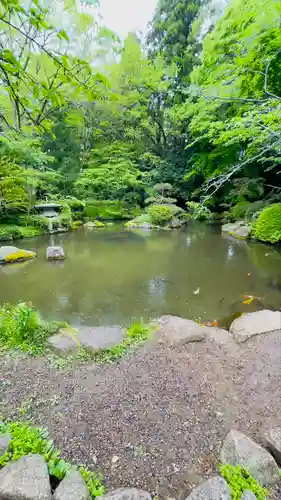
[0,225,22,241]
[252,203,281,243]
[147,204,173,225]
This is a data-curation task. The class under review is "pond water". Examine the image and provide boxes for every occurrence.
[1,224,281,328]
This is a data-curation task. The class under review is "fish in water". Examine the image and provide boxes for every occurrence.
[193,287,200,295]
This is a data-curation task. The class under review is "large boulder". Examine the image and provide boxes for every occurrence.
[46,246,65,261]
[98,488,152,500]
[263,426,281,465]
[0,433,11,455]
[230,310,281,343]
[0,454,52,500]
[155,315,205,346]
[185,476,230,499]
[48,325,124,353]
[220,430,279,486]
[222,222,251,240]
[53,470,90,500]
[0,246,36,264]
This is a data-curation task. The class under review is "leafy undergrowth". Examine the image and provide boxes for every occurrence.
[219,464,268,500]
[51,322,154,369]
[0,302,53,356]
[0,421,104,497]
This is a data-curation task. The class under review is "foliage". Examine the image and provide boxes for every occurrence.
[83,200,140,221]
[0,421,104,497]
[186,202,211,221]
[252,204,281,243]
[147,205,173,225]
[219,464,267,500]
[0,302,50,355]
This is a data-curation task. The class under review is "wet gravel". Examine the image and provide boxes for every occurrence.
[1,332,281,499]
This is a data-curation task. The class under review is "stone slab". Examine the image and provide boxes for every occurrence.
[230,310,281,343]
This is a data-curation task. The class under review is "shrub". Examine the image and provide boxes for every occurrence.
[19,215,50,230]
[147,204,173,225]
[186,201,211,221]
[230,201,251,220]
[252,203,281,243]
[0,421,104,497]
[219,464,267,500]
[0,225,22,241]
[83,200,141,220]
[0,302,50,355]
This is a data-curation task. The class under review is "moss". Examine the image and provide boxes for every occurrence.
[71,221,83,230]
[252,203,281,243]
[3,250,36,263]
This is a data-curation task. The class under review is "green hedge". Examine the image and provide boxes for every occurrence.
[252,203,281,243]
[83,200,141,220]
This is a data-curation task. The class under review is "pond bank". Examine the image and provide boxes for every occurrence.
[2,314,281,498]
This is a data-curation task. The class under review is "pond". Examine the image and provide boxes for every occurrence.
[1,223,281,328]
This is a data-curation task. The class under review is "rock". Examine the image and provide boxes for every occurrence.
[222,222,250,239]
[48,325,124,353]
[202,326,234,345]
[241,491,258,500]
[98,488,152,500]
[84,221,105,228]
[0,246,36,264]
[220,429,279,486]
[53,470,90,500]
[46,246,65,261]
[0,454,51,500]
[0,433,11,455]
[264,426,281,465]
[155,315,205,346]
[230,310,281,343]
[185,476,230,499]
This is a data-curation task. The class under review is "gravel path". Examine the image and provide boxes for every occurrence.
[1,331,281,499]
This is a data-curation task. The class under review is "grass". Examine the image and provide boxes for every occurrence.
[0,302,55,356]
[0,421,104,498]
[219,464,268,500]
[0,224,42,241]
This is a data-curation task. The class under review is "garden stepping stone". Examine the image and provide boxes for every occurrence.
[46,246,65,261]
[220,429,279,486]
[98,488,152,500]
[263,426,281,465]
[0,433,11,455]
[0,454,52,500]
[230,310,281,343]
[185,476,230,499]
[48,326,124,352]
[53,470,90,500]
[155,315,205,346]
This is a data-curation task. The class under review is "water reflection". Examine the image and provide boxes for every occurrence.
[1,225,281,326]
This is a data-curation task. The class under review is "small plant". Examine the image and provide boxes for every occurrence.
[0,421,104,497]
[0,302,50,355]
[147,204,173,225]
[219,464,267,500]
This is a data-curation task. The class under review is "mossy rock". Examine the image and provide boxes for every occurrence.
[84,220,105,228]
[252,203,281,243]
[0,246,36,264]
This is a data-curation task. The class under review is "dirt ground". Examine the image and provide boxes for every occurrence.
[1,331,281,499]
